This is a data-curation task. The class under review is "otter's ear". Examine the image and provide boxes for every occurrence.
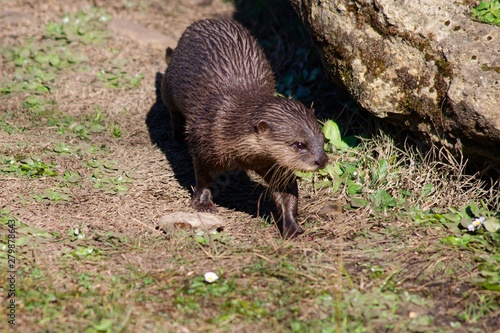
[254,120,270,134]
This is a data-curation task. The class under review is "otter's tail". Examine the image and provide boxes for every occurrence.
[165,47,174,66]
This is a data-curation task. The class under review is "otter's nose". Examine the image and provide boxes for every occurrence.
[315,152,329,169]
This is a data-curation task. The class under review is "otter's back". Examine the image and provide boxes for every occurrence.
[165,19,276,115]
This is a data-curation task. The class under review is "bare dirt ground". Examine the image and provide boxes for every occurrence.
[1,0,236,237]
[1,0,499,332]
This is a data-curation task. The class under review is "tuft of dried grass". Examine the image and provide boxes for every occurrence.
[352,131,498,212]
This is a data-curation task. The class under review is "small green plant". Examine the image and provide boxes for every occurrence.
[96,68,144,89]
[471,0,500,26]
[85,159,132,193]
[40,110,73,134]
[67,227,86,241]
[184,275,233,297]
[476,253,500,291]
[23,95,52,113]
[44,8,112,45]
[0,212,53,250]
[51,141,71,154]
[322,120,352,152]
[0,7,109,95]
[68,110,106,139]
[33,189,71,203]
[457,294,499,322]
[296,120,356,192]
[17,95,71,133]
[434,201,500,291]
[61,170,82,184]
[298,124,403,211]
[65,246,101,259]
[415,201,500,233]
[110,124,123,138]
[369,188,397,211]
[1,210,19,225]
[0,38,88,94]
[1,156,57,178]
[0,118,24,134]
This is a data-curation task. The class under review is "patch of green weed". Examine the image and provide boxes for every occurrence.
[48,142,105,160]
[175,274,268,322]
[0,7,110,95]
[110,124,123,138]
[414,201,500,232]
[23,95,55,114]
[59,170,82,185]
[64,246,102,259]
[0,156,57,178]
[10,263,132,332]
[476,253,500,291]
[33,189,72,203]
[471,0,500,26]
[96,65,144,89]
[427,201,500,292]
[69,110,106,139]
[0,117,24,134]
[0,211,53,253]
[0,38,88,94]
[457,293,499,323]
[342,288,435,332]
[51,141,73,154]
[300,125,496,218]
[440,230,500,292]
[44,8,112,45]
[85,159,132,194]
[5,95,69,133]
[45,109,121,141]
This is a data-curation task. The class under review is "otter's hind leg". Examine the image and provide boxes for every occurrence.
[168,107,186,142]
[161,74,186,142]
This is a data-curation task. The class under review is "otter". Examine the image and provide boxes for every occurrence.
[161,19,328,239]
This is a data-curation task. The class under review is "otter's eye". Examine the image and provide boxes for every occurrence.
[292,142,307,151]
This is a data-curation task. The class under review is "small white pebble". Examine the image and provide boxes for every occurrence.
[204,272,219,283]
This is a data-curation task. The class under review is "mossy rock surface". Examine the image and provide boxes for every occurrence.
[290,0,500,164]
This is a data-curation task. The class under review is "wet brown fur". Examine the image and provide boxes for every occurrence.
[161,19,328,239]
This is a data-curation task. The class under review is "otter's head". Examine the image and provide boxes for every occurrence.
[254,97,328,172]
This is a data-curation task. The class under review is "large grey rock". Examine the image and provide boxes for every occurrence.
[290,0,500,163]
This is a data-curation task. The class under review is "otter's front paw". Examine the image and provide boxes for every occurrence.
[192,198,217,213]
[278,215,304,239]
[192,187,217,213]
[281,224,304,239]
